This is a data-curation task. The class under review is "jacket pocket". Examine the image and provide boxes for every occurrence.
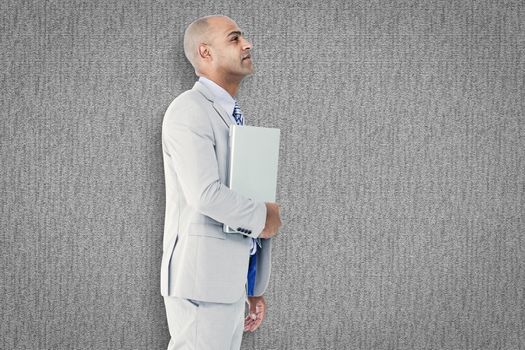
[187,222,226,240]
[185,299,200,307]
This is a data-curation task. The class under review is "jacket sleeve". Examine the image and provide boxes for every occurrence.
[162,102,266,238]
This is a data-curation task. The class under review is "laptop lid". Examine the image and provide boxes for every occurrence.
[223,125,281,233]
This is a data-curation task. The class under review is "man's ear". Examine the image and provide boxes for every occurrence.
[198,43,211,61]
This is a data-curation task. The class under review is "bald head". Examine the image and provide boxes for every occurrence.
[184,15,229,74]
[182,15,253,90]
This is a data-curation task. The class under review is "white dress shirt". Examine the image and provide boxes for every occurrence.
[199,77,238,125]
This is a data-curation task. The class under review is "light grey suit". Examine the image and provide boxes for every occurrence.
[160,81,273,304]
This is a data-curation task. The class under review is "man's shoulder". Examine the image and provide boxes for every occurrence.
[163,86,213,127]
[167,85,209,112]
[170,86,208,110]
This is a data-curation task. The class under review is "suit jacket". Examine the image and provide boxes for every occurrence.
[160,81,273,303]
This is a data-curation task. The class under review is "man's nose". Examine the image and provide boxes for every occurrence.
[241,37,252,50]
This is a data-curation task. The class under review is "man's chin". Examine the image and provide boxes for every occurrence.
[242,60,254,73]
[234,66,254,80]
[238,70,254,80]
[244,66,255,76]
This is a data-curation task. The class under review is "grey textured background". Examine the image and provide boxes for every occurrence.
[1,0,524,349]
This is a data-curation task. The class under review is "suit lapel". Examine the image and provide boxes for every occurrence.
[193,81,231,128]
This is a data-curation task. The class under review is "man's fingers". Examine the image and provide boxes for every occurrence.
[244,313,261,332]
[247,304,264,331]
[244,316,256,332]
[243,317,253,331]
[244,314,256,326]
[250,317,263,331]
[244,320,259,332]
[244,322,253,330]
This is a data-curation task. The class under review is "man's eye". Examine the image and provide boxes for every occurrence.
[232,37,239,41]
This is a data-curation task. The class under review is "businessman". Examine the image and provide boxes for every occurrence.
[161,15,282,350]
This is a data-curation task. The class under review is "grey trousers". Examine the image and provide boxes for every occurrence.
[163,292,246,350]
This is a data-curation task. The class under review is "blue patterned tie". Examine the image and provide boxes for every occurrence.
[233,101,258,296]
[232,101,244,126]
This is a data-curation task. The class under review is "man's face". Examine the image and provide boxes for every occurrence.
[206,17,253,80]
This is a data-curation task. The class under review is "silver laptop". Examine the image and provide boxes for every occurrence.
[223,125,281,233]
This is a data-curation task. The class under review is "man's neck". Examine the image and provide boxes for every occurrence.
[199,74,241,97]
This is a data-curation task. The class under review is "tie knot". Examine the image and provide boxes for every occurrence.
[232,101,243,126]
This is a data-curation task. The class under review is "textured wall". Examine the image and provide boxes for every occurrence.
[1,0,524,349]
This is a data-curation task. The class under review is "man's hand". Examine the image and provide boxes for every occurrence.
[244,296,266,332]
[259,202,281,239]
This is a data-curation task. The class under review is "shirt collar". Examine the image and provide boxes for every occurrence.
[198,76,237,123]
